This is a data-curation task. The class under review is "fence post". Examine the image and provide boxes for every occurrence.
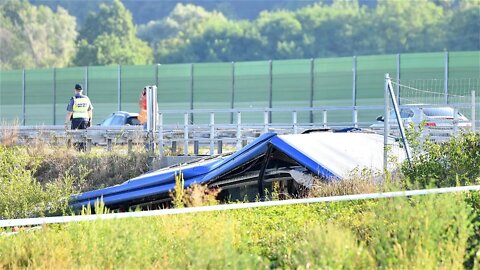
[184,112,189,156]
[384,74,390,172]
[230,62,235,124]
[453,107,459,135]
[309,58,314,123]
[217,140,222,154]
[22,69,26,126]
[323,110,327,128]
[146,85,158,152]
[118,65,121,111]
[155,64,159,89]
[293,111,298,134]
[84,66,88,96]
[190,63,194,124]
[172,141,177,154]
[159,113,164,157]
[53,68,56,125]
[353,108,358,128]
[264,110,269,133]
[352,56,357,125]
[444,51,449,104]
[268,60,273,123]
[210,112,215,155]
[396,53,401,104]
[107,138,112,151]
[193,141,199,155]
[236,111,242,150]
[419,108,426,145]
[472,91,476,132]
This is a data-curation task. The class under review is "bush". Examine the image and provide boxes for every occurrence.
[0,145,76,219]
[402,132,480,188]
[33,147,150,192]
[0,143,150,218]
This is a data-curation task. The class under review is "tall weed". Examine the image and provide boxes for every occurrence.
[359,193,472,269]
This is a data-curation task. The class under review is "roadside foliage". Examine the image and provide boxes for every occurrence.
[0,132,479,268]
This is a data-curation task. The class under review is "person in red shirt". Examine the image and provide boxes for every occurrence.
[138,87,147,125]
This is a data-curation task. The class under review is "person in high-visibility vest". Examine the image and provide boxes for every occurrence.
[65,83,93,151]
[138,87,147,125]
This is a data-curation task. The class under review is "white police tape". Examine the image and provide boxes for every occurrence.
[1,185,480,228]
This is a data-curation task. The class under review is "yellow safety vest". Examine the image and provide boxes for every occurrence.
[72,96,91,119]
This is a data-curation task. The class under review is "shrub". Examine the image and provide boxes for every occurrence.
[170,172,221,208]
[34,147,150,192]
[0,145,77,218]
[402,132,480,188]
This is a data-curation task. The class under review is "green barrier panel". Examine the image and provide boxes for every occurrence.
[2,51,478,127]
[121,65,156,115]
[25,68,54,125]
[234,60,270,123]
[400,52,445,80]
[55,67,85,125]
[449,51,480,80]
[0,70,23,123]
[272,59,311,124]
[87,66,118,125]
[448,51,480,97]
[157,64,191,125]
[193,62,232,124]
[449,51,480,119]
[399,52,445,105]
[313,57,353,125]
[356,54,397,124]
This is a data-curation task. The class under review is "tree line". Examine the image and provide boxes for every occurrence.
[0,0,478,70]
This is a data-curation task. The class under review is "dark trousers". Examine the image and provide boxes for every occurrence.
[71,118,88,151]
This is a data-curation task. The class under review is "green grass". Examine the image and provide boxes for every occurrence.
[0,193,477,269]
[1,128,480,268]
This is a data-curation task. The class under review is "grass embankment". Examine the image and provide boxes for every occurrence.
[0,131,479,268]
[0,193,478,269]
[0,144,150,219]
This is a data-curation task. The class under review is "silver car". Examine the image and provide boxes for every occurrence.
[370,105,471,130]
[98,111,141,126]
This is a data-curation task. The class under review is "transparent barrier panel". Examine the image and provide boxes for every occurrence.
[400,52,445,105]
[1,51,478,126]
[121,65,156,114]
[272,59,311,124]
[356,54,396,124]
[193,62,232,124]
[234,61,270,123]
[25,69,54,125]
[449,51,480,102]
[313,57,352,124]
[157,64,191,125]
[88,66,118,124]
[0,70,23,123]
[55,67,85,125]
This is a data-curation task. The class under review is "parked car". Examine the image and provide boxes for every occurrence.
[98,111,142,126]
[370,105,471,130]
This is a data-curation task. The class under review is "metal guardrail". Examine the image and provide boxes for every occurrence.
[1,105,477,155]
